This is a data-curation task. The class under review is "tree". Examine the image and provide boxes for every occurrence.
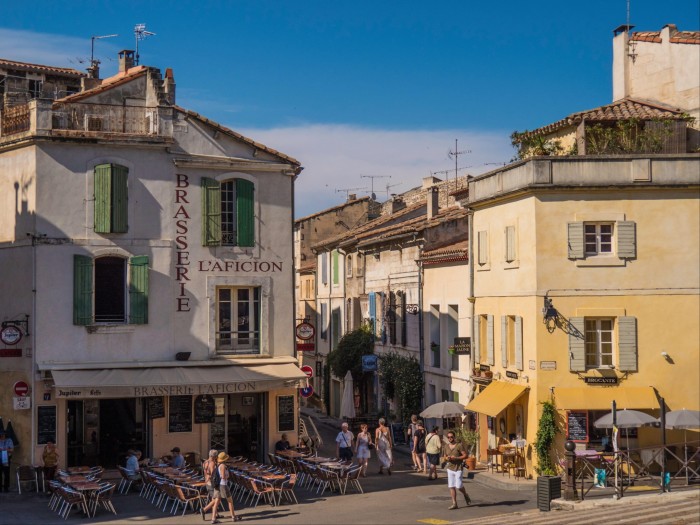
[378,351,423,423]
[534,400,559,476]
[327,326,374,380]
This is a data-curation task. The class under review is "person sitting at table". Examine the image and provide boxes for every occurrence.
[125,449,142,481]
[275,434,291,452]
[42,439,60,485]
[168,447,185,468]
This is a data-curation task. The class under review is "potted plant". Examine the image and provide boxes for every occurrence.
[482,370,493,379]
[430,342,440,352]
[453,427,479,470]
[448,345,456,355]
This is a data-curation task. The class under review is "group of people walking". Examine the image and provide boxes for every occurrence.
[335,416,472,510]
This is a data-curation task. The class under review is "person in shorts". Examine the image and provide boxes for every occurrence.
[216,452,241,522]
[425,427,442,480]
[200,450,220,521]
[335,422,354,461]
[441,431,471,510]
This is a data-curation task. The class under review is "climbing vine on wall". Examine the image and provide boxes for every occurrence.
[378,351,423,423]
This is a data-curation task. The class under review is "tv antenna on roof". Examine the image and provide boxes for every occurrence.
[335,187,367,200]
[447,139,471,185]
[360,175,390,200]
[134,23,156,66]
[90,34,118,67]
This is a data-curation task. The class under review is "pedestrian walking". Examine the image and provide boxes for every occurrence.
[413,420,427,474]
[0,430,13,493]
[335,422,355,461]
[407,414,419,470]
[425,427,442,480]
[354,423,372,476]
[200,450,220,522]
[375,418,394,475]
[441,430,471,510]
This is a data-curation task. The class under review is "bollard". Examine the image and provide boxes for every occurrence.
[564,440,578,501]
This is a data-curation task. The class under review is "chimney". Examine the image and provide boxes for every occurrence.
[427,186,439,219]
[390,195,406,214]
[87,61,100,79]
[118,50,135,73]
[163,68,176,105]
[347,193,357,201]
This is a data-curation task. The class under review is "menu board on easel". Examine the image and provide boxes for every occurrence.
[37,405,56,445]
[168,395,193,433]
[277,395,295,432]
[194,395,215,424]
[566,411,589,442]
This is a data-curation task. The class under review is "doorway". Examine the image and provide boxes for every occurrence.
[209,393,265,462]
[98,399,148,467]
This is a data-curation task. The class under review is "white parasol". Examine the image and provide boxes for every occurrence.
[339,370,356,419]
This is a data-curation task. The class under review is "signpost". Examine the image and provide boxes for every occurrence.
[13,381,29,397]
[300,365,313,379]
[299,386,314,398]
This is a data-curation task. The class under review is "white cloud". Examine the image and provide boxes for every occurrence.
[239,124,514,218]
[0,28,120,75]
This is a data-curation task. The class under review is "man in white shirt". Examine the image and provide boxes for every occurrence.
[0,430,13,492]
[335,422,354,461]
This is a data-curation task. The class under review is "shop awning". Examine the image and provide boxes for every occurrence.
[51,362,307,398]
[465,381,528,418]
[554,387,658,410]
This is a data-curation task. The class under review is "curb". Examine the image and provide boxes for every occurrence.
[469,470,537,492]
[551,486,700,511]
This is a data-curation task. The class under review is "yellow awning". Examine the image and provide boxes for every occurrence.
[554,387,659,410]
[465,381,528,417]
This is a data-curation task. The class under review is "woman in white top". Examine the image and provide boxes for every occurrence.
[354,423,373,476]
[375,418,394,475]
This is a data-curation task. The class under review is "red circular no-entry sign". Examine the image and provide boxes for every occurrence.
[14,380,29,396]
[300,365,313,379]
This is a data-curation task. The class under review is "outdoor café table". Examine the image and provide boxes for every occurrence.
[67,481,102,517]
[67,466,92,474]
[60,474,89,483]
[303,457,333,464]
[277,450,307,459]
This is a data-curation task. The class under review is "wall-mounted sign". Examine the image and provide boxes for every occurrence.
[540,361,557,370]
[278,395,295,432]
[0,348,22,357]
[406,304,419,315]
[1,326,22,345]
[479,364,491,372]
[13,381,29,396]
[362,354,378,372]
[295,322,315,341]
[451,337,471,355]
[296,342,315,352]
[529,360,536,370]
[584,377,618,385]
[194,395,216,424]
[13,396,30,410]
[567,411,589,442]
[300,365,313,378]
[37,406,57,445]
[299,386,314,398]
[506,371,518,379]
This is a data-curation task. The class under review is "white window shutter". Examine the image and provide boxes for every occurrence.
[618,316,638,371]
[501,316,508,367]
[478,230,489,265]
[568,317,586,371]
[617,221,636,258]
[568,222,585,259]
[473,316,481,363]
[505,226,516,262]
[487,314,494,366]
[515,316,523,371]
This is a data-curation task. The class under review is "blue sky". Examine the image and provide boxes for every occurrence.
[2,1,698,217]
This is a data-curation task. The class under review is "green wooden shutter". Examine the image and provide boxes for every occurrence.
[111,165,129,233]
[94,164,112,233]
[73,255,93,325]
[201,177,221,246]
[568,317,586,371]
[501,316,508,367]
[129,255,149,324]
[515,316,523,371]
[618,316,638,371]
[236,179,255,247]
[567,222,585,259]
[617,221,636,259]
[487,314,494,366]
[332,250,339,285]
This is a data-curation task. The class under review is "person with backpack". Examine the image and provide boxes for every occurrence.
[200,450,221,523]
[413,420,427,474]
[425,427,442,480]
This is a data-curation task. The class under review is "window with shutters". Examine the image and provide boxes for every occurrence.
[331,307,341,349]
[567,220,636,264]
[585,223,613,255]
[94,164,128,233]
[216,287,260,354]
[585,318,614,369]
[356,253,364,276]
[346,255,353,278]
[73,254,149,326]
[320,302,328,340]
[430,305,440,368]
[321,253,328,285]
[477,230,489,267]
[332,250,339,285]
[388,291,397,345]
[448,305,459,371]
[201,177,255,247]
[505,226,517,263]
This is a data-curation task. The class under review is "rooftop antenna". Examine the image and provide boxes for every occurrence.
[134,23,156,66]
[91,34,118,66]
[385,181,402,199]
[447,139,471,185]
[626,0,637,62]
[335,187,367,200]
[360,175,391,200]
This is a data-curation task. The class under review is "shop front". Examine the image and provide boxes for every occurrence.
[41,362,306,468]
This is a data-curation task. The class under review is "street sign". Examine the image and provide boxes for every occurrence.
[295,322,315,341]
[296,342,315,352]
[13,396,30,410]
[361,354,378,372]
[300,365,313,378]
[1,325,22,345]
[13,380,29,396]
[300,386,314,398]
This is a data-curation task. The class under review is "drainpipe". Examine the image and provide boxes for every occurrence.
[417,254,425,409]
[467,209,475,387]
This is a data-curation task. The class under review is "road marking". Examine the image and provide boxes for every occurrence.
[417,520,452,525]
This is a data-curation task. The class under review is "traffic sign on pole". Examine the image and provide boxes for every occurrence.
[300,365,313,378]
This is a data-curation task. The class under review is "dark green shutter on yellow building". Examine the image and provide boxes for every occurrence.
[94,164,128,233]
[202,177,221,246]
[73,255,93,325]
[236,179,255,247]
[129,255,149,324]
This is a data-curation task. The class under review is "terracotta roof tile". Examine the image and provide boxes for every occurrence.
[0,58,85,77]
[631,30,700,45]
[514,98,689,142]
[53,67,148,104]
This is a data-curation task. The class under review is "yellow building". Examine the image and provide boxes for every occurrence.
[458,153,700,477]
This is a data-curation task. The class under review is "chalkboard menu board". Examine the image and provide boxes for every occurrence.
[194,395,215,424]
[168,395,193,433]
[567,411,589,442]
[391,423,405,445]
[146,397,165,419]
[37,405,56,445]
[277,395,295,432]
